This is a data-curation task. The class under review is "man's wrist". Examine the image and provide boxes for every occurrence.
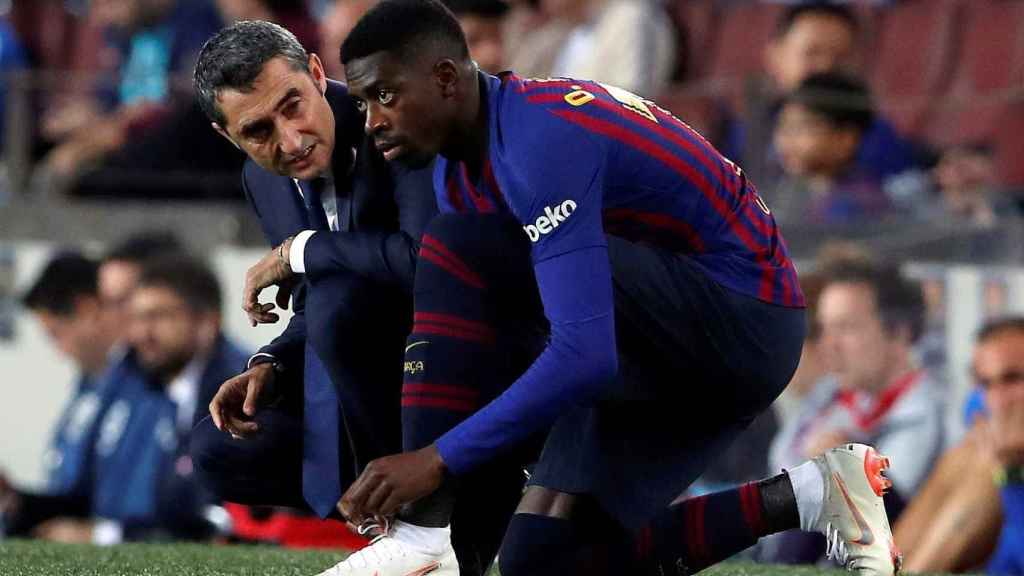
[277,236,294,271]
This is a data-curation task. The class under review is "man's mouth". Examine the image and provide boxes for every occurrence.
[375,140,404,161]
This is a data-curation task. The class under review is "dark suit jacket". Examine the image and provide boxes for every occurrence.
[242,79,437,376]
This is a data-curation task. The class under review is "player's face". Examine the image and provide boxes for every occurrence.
[98,260,140,343]
[974,331,1024,409]
[346,52,454,168]
[215,55,336,180]
[767,13,856,92]
[127,286,208,380]
[817,281,896,392]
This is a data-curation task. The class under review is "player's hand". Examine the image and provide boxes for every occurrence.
[32,518,95,543]
[209,363,276,438]
[987,385,1024,467]
[338,445,447,524]
[242,239,296,326]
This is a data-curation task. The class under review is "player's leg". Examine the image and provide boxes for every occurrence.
[318,213,545,576]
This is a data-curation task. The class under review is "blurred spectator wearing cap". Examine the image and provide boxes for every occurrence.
[771,72,893,226]
[727,2,919,191]
[508,0,675,98]
[444,0,509,74]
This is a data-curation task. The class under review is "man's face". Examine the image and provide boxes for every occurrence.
[127,286,207,379]
[346,51,455,168]
[214,55,336,180]
[774,102,857,179]
[34,299,109,375]
[817,281,898,392]
[459,15,505,74]
[766,13,856,93]
[321,0,378,78]
[975,330,1024,409]
[98,260,140,343]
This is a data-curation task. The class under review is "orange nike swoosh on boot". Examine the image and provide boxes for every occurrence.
[833,472,875,546]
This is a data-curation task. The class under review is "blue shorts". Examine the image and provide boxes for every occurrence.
[528,235,805,530]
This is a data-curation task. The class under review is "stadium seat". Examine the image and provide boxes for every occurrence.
[869,0,961,133]
[948,0,1024,96]
[707,3,782,89]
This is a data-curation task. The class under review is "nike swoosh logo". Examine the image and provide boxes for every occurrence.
[405,341,429,353]
[834,472,875,546]
[403,561,441,576]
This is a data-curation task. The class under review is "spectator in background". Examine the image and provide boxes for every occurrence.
[39,0,223,185]
[98,231,185,340]
[214,0,320,51]
[914,143,1013,228]
[0,14,27,156]
[728,2,918,190]
[508,0,675,97]
[445,0,508,73]
[762,260,943,564]
[978,317,1024,575]
[772,72,893,226]
[321,0,379,78]
[17,254,121,501]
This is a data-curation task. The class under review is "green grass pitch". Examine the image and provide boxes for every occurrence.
[0,540,956,576]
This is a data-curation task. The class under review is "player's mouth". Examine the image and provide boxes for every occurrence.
[375,140,404,162]
[288,144,316,169]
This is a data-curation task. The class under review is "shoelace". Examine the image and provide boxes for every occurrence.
[824,522,851,569]
[332,520,399,572]
[357,518,392,544]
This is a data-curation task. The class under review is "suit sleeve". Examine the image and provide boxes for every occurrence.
[300,161,437,293]
[243,168,308,372]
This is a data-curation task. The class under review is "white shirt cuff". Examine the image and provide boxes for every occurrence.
[247,353,277,370]
[92,519,123,546]
[289,230,316,274]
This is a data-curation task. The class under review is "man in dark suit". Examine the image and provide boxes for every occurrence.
[190,20,519,576]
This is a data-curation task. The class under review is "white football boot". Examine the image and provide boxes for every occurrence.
[313,520,459,576]
[811,443,902,575]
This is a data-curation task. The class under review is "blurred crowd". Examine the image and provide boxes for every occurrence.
[3,0,1024,574]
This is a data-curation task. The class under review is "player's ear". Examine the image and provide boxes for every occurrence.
[435,59,459,98]
[212,123,242,150]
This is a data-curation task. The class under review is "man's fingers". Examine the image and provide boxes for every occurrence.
[224,415,259,438]
[209,401,224,431]
[243,378,260,416]
[362,481,393,517]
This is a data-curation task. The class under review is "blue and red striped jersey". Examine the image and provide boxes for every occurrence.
[435,72,804,308]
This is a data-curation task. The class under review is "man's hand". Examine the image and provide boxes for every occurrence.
[209,363,276,438]
[243,237,296,326]
[33,518,94,543]
[338,445,447,524]
[987,386,1024,467]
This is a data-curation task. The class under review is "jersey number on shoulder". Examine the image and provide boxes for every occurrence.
[564,83,658,123]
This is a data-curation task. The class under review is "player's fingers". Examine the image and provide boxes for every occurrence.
[362,481,392,517]
[378,493,405,519]
[340,474,373,522]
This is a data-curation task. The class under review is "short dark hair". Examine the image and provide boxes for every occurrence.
[977,316,1024,344]
[776,2,859,39]
[194,20,310,127]
[137,255,223,314]
[341,0,469,66]
[22,252,99,316]
[824,261,925,343]
[104,231,184,266]
[784,72,874,133]
[443,0,509,18]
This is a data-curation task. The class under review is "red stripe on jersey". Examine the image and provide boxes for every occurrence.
[603,208,706,252]
[552,109,766,257]
[401,396,478,411]
[460,162,495,212]
[519,78,575,93]
[402,383,480,399]
[414,312,496,339]
[446,171,466,212]
[411,321,495,344]
[482,158,509,210]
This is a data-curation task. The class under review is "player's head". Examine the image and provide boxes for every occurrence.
[341,0,475,167]
[23,252,114,376]
[816,260,924,393]
[100,231,184,342]
[444,0,509,73]
[128,255,223,381]
[774,72,873,179]
[766,2,859,93]
[974,316,1024,409]
[194,20,336,179]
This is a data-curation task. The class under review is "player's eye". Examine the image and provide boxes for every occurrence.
[353,98,367,113]
[377,89,395,105]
